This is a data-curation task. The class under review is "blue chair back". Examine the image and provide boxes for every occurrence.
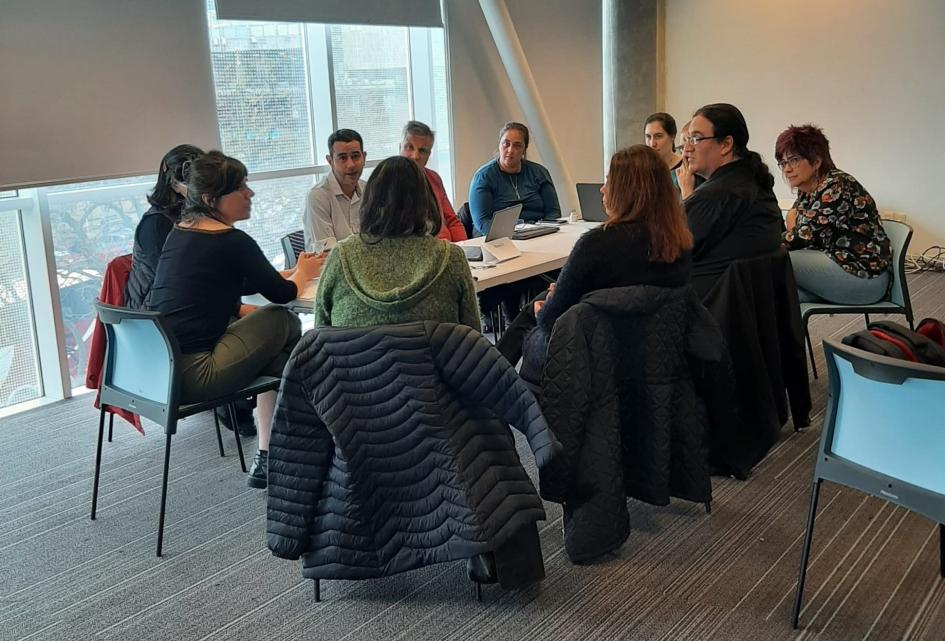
[820,338,945,522]
[95,301,182,432]
[881,219,912,310]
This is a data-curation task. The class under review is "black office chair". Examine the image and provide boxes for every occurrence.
[792,338,945,628]
[91,301,280,556]
[456,202,476,239]
[281,230,305,269]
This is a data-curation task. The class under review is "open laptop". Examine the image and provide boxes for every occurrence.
[576,183,607,222]
[463,204,522,261]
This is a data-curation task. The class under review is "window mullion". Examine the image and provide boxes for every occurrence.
[306,24,335,162]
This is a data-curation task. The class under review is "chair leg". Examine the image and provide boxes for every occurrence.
[704,501,712,514]
[864,313,871,326]
[212,408,226,458]
[107,412,114,443]
[939,523,944,579]
[156,433,173,557]
[227,404,247,473]
[313,578,321,602]
[91,407,107,520]
[476,581,482,602]
[805,326,818,380]
[791,478,823,629]
[908,317,915,331]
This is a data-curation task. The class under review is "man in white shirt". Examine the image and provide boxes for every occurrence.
[303,129,367,246]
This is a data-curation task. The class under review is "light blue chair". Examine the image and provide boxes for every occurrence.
[792,338,945,628]
[91,301,280,556]
[801,220,914,379]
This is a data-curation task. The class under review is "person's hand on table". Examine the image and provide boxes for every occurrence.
[238,304,258,318]
[295,251,326,281]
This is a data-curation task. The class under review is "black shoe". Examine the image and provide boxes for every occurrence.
[247,451,268,489]
[215,406,257,437]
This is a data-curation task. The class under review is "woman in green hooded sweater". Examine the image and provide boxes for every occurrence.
[314,156,481,330]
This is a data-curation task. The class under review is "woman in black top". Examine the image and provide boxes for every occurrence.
[125,144,204,310]
[149,151,323,488]
[497,145,693,375]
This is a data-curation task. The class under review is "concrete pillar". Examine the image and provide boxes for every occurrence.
[603,0,660,170]
[478,0,579,218]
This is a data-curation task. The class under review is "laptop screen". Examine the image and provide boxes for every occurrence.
[576,183,607,222]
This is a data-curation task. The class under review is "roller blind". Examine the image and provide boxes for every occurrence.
[0,0,221,189]
[214,0,443,28]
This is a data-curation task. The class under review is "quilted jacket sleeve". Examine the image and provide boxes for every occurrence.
[427,322,559,467]
[535,309,592,503]
[266,333,335,560]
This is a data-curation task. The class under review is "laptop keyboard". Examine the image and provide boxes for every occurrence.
[511,225,559,241]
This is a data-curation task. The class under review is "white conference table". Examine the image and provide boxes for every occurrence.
[248,221,598,311]
[460,221,599,292]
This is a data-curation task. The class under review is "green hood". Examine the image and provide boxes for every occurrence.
[335,235,453,312]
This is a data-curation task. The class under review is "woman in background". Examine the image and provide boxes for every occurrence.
[468,122,561,236]
[149,151,323,489]
[125,144,204,310]
[644,112,683,190]
[777,124,891,304]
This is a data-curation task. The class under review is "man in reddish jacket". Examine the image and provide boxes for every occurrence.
[400,121,467,242]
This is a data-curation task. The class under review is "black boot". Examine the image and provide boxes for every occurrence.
[247,450,268,489]
[465,552,498,584]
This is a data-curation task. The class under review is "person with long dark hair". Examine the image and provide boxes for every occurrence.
[497,145,693,374]
[313,155,480,329]
[680,103,783,294]
[776,124,891,304]
[149,151,324,488]
[125,144,204,310]
[468,122,561,236]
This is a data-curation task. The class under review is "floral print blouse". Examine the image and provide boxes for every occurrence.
[783,169,891,278]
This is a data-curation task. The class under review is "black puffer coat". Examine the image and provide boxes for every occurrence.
[537,286,729,563]
[266,321,559,580]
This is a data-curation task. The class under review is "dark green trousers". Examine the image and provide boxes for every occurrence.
[179,305,301,404]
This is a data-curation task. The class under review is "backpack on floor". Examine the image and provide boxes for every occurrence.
[842,320,945,367]
[916,318,945,349]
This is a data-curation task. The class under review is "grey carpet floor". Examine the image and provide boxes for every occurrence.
[3,273,945,641]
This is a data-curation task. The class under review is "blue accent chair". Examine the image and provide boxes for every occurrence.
[792,338,945,628]
[801,220,914,379]
[91,301,280,556]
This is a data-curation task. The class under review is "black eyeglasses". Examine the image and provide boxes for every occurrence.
[681,134,723,147]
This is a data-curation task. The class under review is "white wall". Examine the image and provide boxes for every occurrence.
[446,0,603,210]
[665,0,945,252]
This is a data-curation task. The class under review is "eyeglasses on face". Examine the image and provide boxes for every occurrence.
[777,156,805,170]
[681,134,722,147]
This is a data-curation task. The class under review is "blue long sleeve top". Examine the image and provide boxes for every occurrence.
[468,159,561,236]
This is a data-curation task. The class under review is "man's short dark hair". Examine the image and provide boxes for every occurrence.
[402,120,435,143]
[327,128,364,154]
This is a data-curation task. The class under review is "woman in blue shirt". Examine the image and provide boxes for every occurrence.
[468,122,561,236]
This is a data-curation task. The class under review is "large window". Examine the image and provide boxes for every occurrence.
[4,8,452,412]
[0,205,42,410]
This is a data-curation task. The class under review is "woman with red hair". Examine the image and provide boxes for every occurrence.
[497,145,693,375]
[776,124,891,304]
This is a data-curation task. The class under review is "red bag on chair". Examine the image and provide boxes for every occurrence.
[916,318,945,349]
[86,254,143,434]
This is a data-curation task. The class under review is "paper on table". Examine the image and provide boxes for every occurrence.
[300,278,318,301]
